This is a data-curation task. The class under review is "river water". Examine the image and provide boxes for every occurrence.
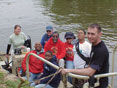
[0,0,117,87]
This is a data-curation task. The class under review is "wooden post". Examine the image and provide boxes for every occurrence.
[62,74,67,88]
[12,54,25,75]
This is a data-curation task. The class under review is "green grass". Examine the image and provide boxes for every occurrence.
[5,80,20,88]
[0,72,4,78]
[0,72,34,88]
[0,72,4,85]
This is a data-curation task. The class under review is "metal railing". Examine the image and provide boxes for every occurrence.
[26,45,117,88]
[26,53,89,81]
[111,45,117,88]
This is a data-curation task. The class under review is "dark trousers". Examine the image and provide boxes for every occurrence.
[73,78,87,88]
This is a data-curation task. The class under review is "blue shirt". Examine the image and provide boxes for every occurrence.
[41,33,52,48]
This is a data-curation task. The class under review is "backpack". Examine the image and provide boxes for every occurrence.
[24,35,32,49]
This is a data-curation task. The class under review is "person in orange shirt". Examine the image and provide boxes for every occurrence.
[44,31,66,68]
[22,42,45,82]
[64,32,75,83]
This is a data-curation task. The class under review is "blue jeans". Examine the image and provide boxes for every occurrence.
[66,61,74,84]
[29,72,41,82]
[35,84,54,88]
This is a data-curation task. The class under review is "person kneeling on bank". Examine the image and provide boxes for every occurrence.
[22,42,44,82]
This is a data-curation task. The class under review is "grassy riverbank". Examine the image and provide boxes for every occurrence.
[0,72,19,88]
[0,72,33,88]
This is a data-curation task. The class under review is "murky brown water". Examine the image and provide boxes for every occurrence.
[0,0,117,87]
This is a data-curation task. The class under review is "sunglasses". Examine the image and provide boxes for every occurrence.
[66,38,72,40]
[52,36,58,38]
[47,30,52,32]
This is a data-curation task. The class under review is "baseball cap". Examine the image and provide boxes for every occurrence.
[46,26,53,31]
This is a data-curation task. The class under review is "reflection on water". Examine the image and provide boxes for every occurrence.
[0,0,117,87]
[40,0,117,49]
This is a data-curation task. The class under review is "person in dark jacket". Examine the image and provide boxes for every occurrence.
[31,51,61,88]
[41,26,53,48]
